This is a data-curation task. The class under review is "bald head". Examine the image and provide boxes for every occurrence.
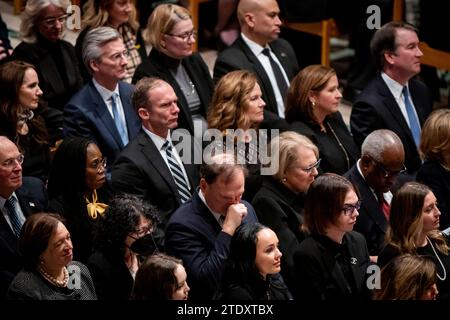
[0,136,23,198]
[361,129,404,162]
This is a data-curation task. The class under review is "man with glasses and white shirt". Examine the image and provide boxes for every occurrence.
[64,27,140,176]
[0,136,47,299]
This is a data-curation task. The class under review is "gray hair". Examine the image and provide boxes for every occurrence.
[20,0,71,43]
[361,129,403,162]
[82,26,121,74]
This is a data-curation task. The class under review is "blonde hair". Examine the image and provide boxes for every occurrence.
[285,65,336,125]
[20,0,71,43]
[420,108,450,164]
[81,0,139,32]
[143,3,191,52]
[207,70,259,134]
[269,131,318,182]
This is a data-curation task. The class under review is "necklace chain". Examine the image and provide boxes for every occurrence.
[426,236,447,281]
[38,265,69,287]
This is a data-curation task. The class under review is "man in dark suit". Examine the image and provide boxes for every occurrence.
[111,77,199,229]
[0,136,47,299]
[350,21,432,176]
[165,153,258,300]
[213,0,299,130]
[344,130,405,261]
[64,27,141,173]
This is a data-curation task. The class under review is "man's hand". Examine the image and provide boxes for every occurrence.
[221,203,248,236]
[0,40,12,61]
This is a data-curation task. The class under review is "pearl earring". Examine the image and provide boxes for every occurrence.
[282,177,287,183]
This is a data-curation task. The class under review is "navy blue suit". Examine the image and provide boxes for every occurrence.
[0,177,47,299]
[165,191,258,300]
[350,75,432,174]
[63,81,141,168]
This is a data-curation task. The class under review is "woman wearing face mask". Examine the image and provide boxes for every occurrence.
[0,60,53,181]
[47,137,111,263]
[11,0,83,111]
[131,253,190,300]
[76,0,145,82]
[215,223,292,300]
[87,194,160,300]
[7,213,97,300]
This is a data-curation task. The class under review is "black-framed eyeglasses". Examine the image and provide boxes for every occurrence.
[0,154,24,170]
[133,225,154,238]
[39,12,73,28]
[342,200,362,216]
[373,159,407,178]
[165,29,197,42]
[299,158,321,174]
[89,157,107,171]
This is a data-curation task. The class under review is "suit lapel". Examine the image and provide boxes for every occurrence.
[320,243,352,295]
[90,82,125,148]
[139,133,182,204]
[118,82,139,139]
[270,43,295,80]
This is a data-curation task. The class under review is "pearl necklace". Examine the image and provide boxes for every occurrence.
[38,265,69,288]
[426,236,447,281]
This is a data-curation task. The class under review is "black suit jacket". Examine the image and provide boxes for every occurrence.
[350,74,432,173]
[165,191,258,300]
[293,232,372,301]
[63,81,141,169]
[111,130,199,228]
[214,36,299,130]
[344,164,388,256]
[11,39,83,110]
[252,176,305,290]
[132,50,214,135]
[289,112,360,175]
[417,161,450,230]
[0,177,47,299]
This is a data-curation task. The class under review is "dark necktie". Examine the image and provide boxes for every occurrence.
[111,93,129,146]
[261,48,289,100]
[378,194,390,220]
[4,196,22,237]
[218,215,225,227]
[163,141,191,203]
[402,86,421,147]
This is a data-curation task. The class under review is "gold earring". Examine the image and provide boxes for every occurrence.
[312,101,316,108]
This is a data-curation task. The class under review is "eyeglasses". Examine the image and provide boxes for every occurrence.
[39,13,72,28]
[373,160,407,178]
[89,157,107,171]
[107,49,130,63]
[134,225,154,238]
[0,154,24,169]
[342,200,362,216]
[299,158,321,174]
[165,30,197,42]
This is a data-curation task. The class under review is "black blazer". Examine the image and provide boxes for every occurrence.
[0,178,47,299]
[293,232,372,301]
[252,176,305,290]
[111,130,199,228]
[63,81,141,169]
[350,74,432,174]
[165,191,258,300]
[344,164,388,256]
[132,50,214,135]
[417,161,450,230]
[11,39,83,111]
[214,36,299,130]
[289,112,360,175]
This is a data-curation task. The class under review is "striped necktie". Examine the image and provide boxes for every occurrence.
[4,196,22,237]
[163,141,191,203]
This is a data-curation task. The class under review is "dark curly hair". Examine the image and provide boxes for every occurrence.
[93,194,160,254]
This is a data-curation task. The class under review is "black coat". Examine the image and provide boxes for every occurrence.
[350,74,432,174]
[132,49,214,136]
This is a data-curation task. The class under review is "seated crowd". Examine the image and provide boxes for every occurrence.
[0,0,449,301]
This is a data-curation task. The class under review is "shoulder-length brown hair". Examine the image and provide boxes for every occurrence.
[303,173,357,235]
[420,108,450,164]
[0,60,48,146]
[387,182,448,255]
[207,70,259,134]
[82,0,139,32]
[19,213,66,270]
[285,64,336,125]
